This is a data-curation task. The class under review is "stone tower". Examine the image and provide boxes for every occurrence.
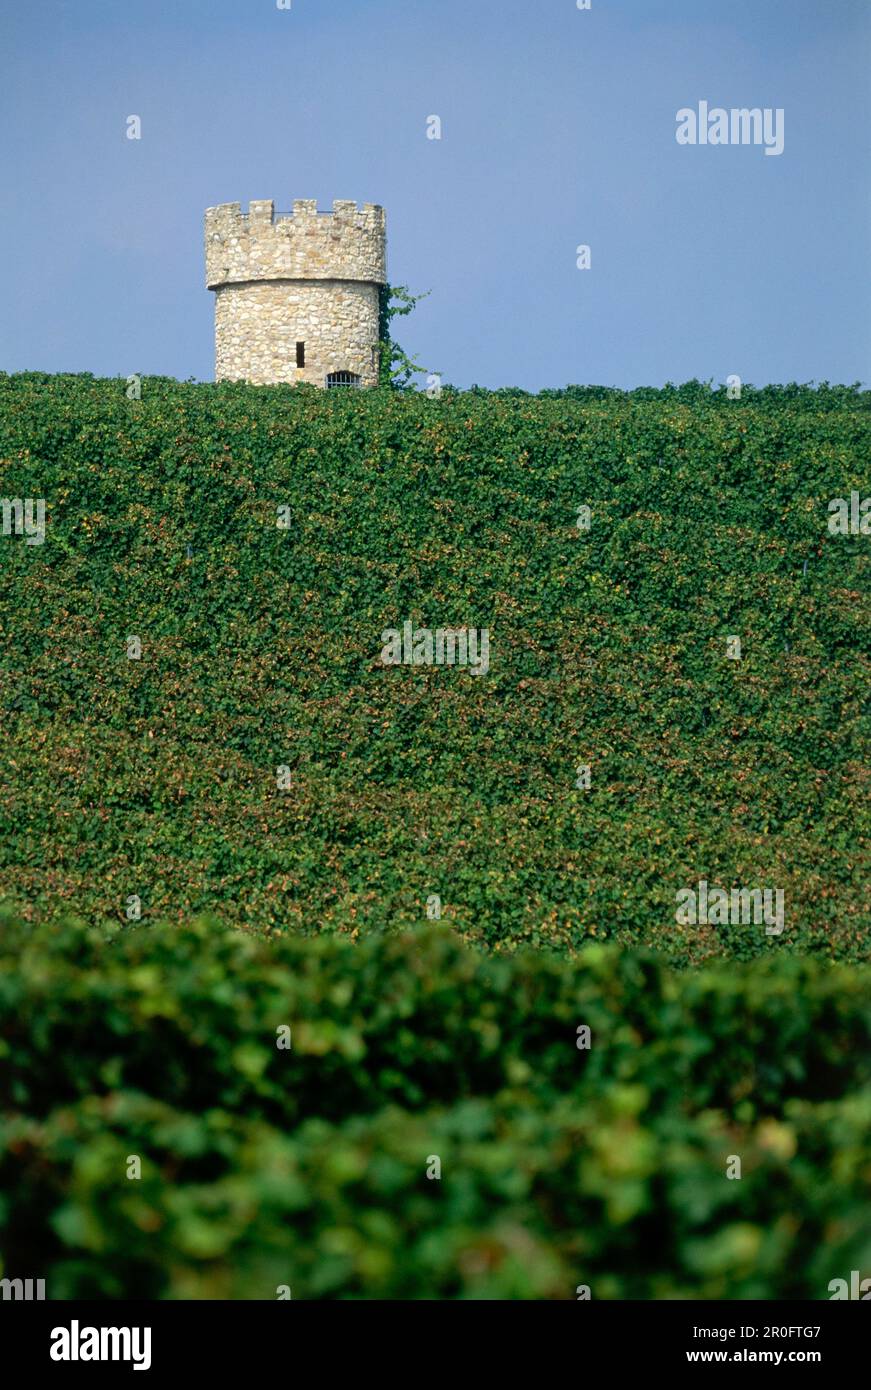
[205,199,387,388]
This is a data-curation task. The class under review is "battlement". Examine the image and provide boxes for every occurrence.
[205,198,387,289]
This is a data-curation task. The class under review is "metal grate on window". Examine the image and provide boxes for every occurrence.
[325,371,361,389]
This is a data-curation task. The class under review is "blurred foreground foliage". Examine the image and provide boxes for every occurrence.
[0,916,869,1299]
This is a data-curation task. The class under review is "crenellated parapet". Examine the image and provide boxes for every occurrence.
[204,199,387,289]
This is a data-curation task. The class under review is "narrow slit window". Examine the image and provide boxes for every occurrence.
[296,342,305,368]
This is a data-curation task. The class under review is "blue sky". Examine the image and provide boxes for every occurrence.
[1,0,868,390]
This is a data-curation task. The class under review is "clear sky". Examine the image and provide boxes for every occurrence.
[1,0,868,390]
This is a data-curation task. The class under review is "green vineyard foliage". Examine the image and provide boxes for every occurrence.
[0,916,869,1298]
[0,373,868,1298]
[0,373,867,959]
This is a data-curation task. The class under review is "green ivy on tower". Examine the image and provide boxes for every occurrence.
[378,284,433,389]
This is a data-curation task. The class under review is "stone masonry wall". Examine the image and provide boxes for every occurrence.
[213,279,381,387]
[205,199,387,387]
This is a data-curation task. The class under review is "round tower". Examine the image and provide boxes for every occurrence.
[204,199,387,388]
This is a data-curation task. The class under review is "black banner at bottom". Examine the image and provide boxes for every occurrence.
[0,1299,865,1375]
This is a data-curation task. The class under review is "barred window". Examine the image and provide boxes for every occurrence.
[325,371,361,389]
